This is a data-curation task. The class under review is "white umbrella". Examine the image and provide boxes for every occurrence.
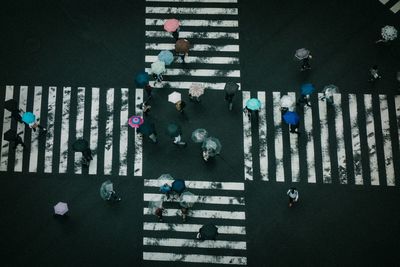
[189,83,205,97]
[179,191,197,208]
[295,48,310,60]
[280,95,295,110]
[151,60,166,75]
[381,25,397,41]
[54,202,68,215]
[168,91,181,104]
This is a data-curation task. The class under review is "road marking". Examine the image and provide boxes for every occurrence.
[44,87,57,173]
[152,81,240,91]
[143,237,246,250]
[89,88,99,175]
[390,1,400,13]
[146,7,238,15]
[379,95,395,186]
[396,96,400,155]
[364,94,379,185]
[273,92,284,182]
[58,87,71,173]
[348,94,363,185]
[0,86,14,171]
[145,43,239,52]
[144,208,246,220]
[333,93,347,184]
[258,91,268,181]
[242,91,253,181]
[145,19,239,27]
[145,55,240,65]
[142,252,247,265]
[145,68,240,77]
[143,222,246,235]
[287,92,299,182]
[146,30,239,39]
[14,86,28,172]
[144,179,245,190]
[318,93,331,183]
[119,88,129,176]
[74,87,85,174]
[146,0,238,3]
[144,193,245,205]
[104,88,114,175]
[134,88,143,176]
[304,103,316,183]
[378,0,390,4]
[29,86,42,173]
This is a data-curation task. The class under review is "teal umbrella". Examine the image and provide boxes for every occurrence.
[245,98,261,111]
[135,71,149,87]
[166,123,181,138]
[22,112,35,124]
[300,83,315,95]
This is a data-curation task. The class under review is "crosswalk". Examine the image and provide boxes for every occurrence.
[378,0,400,13]
[242,91,400,187]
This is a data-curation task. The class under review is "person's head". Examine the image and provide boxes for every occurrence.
[289,187,296,193]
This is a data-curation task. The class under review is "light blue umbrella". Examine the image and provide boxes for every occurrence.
[158,50,174,65]
[22,112,35,124]
[283,111,300,125]
[246,98,261,111]
[300,83,315,95]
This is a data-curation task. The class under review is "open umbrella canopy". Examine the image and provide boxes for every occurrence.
[191,128,208,143]
[54,202,69,215]
[246,98,261,111]
[168,91,181,104]
[158,50,174,65]
[175,39,190,53]
[22,112,36,124]
[166,123,181,138]
[72,139,89,152]
[224,82,239,95]
[158,173,174,181]
[295,48,310,60]
[164,18,180,32]
[300,83,315,95]
[283,111,300,125]
[148,196,163,214]
[3,129,17,142]
[323,84,339,97]
[128,115,144,128]
[280,95,295,109]
[179,191,197,208]
[4,99,18,112]
[199,223,218,240]
[202,137,222,154]
[135,71,150,87]
[151,61,166,75]
[381,25,397,41]
[189,83,205,97]
[172,179,186,194]
[100,180,113,200]
[137,119,155,136]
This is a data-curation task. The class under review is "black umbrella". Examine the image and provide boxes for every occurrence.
[224,82,239,95]
[171,179,186,194]
[137,120,155,136]
[4,99,18,112]
[166,123,181,138]
[72,139,89,152]
[3,129,17,142]
[199,223,218,240]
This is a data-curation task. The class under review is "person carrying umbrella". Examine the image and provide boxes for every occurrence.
[151,61,166,86]
[287,187,299,207]
[368,65,382,82]
[166,123,187,147]
[283,111,300,134]
[244,98,261,119]
[295,48,312,71]
[224,82,239,111]
[175,39,190,63]
[202,137,221,162]
[100,180,122,202]
[171,179,186,197]
[175,100,186,114]
[297,83,314,107]
[137,119,158,144]
[3,129,25,150]
[196,223,218,241]
[72,139,92,166]
[4,99,24,124]
[188,83,205,103]
[22,111,47,133]
[164,18,180,41]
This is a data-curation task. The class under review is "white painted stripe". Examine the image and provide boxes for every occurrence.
[58,87,71,173]
[303,104,316,183]
[145,19,239,27]
[104,88,114,175]
[379,95,395,186]
[396,96,400,156]
[146,31,239,39]
[146,43,239,52]
[318,93,331,183]
[0,86,14,171]
[333,94,347,184]
[348,94,363,185]
[29,86,42,172]
[44,87,57,173]
[242,91,253,181]
[379,0,390,4]
[143,237,246,250]
[119,88,129,176]
[258,91,268,181]
[145,55,239,65]
[145,67,240,77]
[74,87,85,174]
[364,94,379,185]
[143,208,246,220]
[144,193,245,205]
[146,0,238,3]
[288,92,299,182]
[273,92,284,182]
[134,88,144,176]
[143,252,247,265]
[390,1,400,13]
[143,222,246,235]
[153,81,240,91]
[89,88,99,175]
[146,7,238,15]
[144,179,244,190]
[14,86,28,172]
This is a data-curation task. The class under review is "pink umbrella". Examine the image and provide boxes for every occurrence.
[128,115,144,128]
[54,202,68,215]
[164,19,180,32]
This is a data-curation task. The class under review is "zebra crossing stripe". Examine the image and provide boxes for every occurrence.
[145,7,238,15]
[153,81,240,91]
[143,237,246,250]
[273,92,284,182]
[145,19,239,27]
[134,88,144,176]
[288,92,299,183]
[119,88,129,176]
[145,43,239,52]
[104,88,114,175]
[74,87,85,174]
[379,95,395,186]
[15,86,28,172]
[44,87,57,173]
[146,0,238,3]
[89,88,100,175]
[318,93,331,183]
[58,87,71,173]
[144,193,245,205]
[390,1,400,13]
[143,208,246,220]
[242,91,253,181]
[348,94,363,185]
[304,104,316,183]
[0,86,14,171]
[364,94,379,185]
[258,91,268,181]
[333,94,347,184]
[378,0,390,4]
[396,96,400,152]
[143,222,246,235]
[145,68,240,78]
[146,31,239,39]
[29,86,42,173]
[142,252,247,265]
[145,55,239,65]
[144,179,245,190]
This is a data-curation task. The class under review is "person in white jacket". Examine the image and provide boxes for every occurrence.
[287,188,299,207]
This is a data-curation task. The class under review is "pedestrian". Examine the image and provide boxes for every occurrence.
[136,119,158,143]
[202,147,216,162]
[172,27,180,41]
[290,122,300,134]
[181,207,188,222]
[224,82,239,111]
[175,100,186,114]
[11,109,23,124]
[368,65,382,82]
[160,183,173,200]
[173,134,187,147]
[297,94,312,107]
[300,52,312,71]
[10,131,26,150]
[144,84,153,102]
[287,187,299,207]
[175,39,190,64]
[397,71,400,91]
[225,92,235,111]
[152,72,163,86]
[22,111,47,133]
[155,207,164,222]
[188,93,201,103]
[243,106,259,119]
[81,147,93,166]
[107,189,122,202]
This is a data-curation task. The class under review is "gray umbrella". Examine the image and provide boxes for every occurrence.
[191,128,208,143]
[99,180,113,200]
[202,137,222,154]
[224,82,239,95]
[179,191,197,208]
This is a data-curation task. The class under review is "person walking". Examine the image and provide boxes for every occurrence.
[22,111,47,133]
[224,82,239,111]
[100,180,122,202]
[137,119,158,143]
[300,52,312,71]
[225,93,235,111]
[368,65,382,82]
[160,183,173,200]
[10,131,26,149]
[287,188,299,207]
[82,147,93,166]
[152,73,163,86]
[175,39,190,64]
[155,207,164,222]
[175,100,186,114]
[290,122,300,134]
[297,94,311,107]
[181,207,188,222]
[144,84,153,102]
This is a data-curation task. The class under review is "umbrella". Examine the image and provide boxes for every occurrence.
[166,123,181,138]
[158,173,174,181]
[295,48,310,60]
[4,99,18,112]
[283,111,300,125]
[151,61,166,75]
[280,95,295,109]
[323,84,339,97]
[300,83,315,95]
[199,223,218,240]
[72,139,89,152]
[164,18,180,32]
[148,196,163,214]
[189,83,205,97]
[135,71,150,87]
[100,180,114,200]
[172,179,186,194]
[168,91,181,104]
[128,115,144,128]
[224,82,239,95]
[158,50,174,65]
[3,129,17,142]
[381,25,397,41]
[54,202,68,215]
[22,112,36,124]
[137,119,155,136]
[191,128,208,143]
[246,98,261,111]
[175,39,190,54]
[179,191,197,208]
[202,137,222,154]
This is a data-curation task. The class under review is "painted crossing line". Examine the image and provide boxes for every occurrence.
[379,0,400,13]
[152,81,241,90]
[143,222,246,235]
[242,91,253,181]
[145,43,239,52]
[145,55,240,64]
[144,68,240,77]
[143,252,246,265]
[145,19,239,27]
[244,91,400,187]
[146,0,238,3]
[146,31,239,39]
[146,7,238,15]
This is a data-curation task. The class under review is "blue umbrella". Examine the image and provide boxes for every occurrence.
[135,71,150,87]
[283,111,300,125]
[158,50,174,65]
[246,98,261,111]
[300,83,315,95]
[172,179,186,194]
[22,112,36,124]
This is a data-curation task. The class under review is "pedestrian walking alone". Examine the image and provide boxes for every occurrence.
[155,207,164,222]
[175,100,186,114]
[297,83,315,107]
[295,48,312,71]
[22,111,47,133]
[368,65,382,82]
[100,180,122,202]
[300,53,312,71]
[224,82,239,111]
[181,207,188,222]
[287,188,299,207]
[137,119,158,143]
[82,147,93,166]
[175,39,190,63]
[4,130,26,150]
[283,111,300,134]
